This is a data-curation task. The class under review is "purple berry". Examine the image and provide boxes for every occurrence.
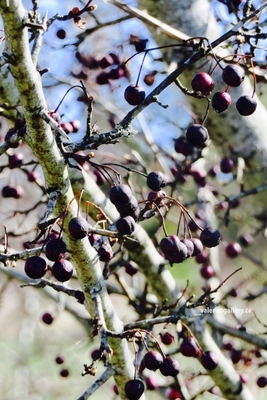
[200,351,218,370]
[68,216,88,239]
[191,72,214,95]
[161,332,174,345]
[116,216,136,235]
[200,227,221,248]
[159,357,180,377]
[143,351,163,371]
[180,337,200,357]
[45,238,67,261]
[174,136,194,156]
[236,95,257,116]
[52,259,74,282]
[146,171,168,191]
[24,256,47,279]
[200,264,215,279]
[257,376,267,388]
[124,85,145,106]
[124,379,145,400]
[190,238,204,256]
[212,91,231,113]
[109,184,133,205]
[220,157,235,173]
[222,64,245,87]
[42,312,54,325]
[225,242,242,258]
[186,124,209,147]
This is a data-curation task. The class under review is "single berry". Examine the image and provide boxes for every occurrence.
[96,72,109,85]
[116,216,136,235]
[60,369,69,377]
[191,72,214,95]
[180,238,194,257]
[195,250,209,264]
[200,227,221,248]
[212,91,231,113]
[146,171,168,191]
[98,241,114,262]
[55,356,65,364]
[236,95,257,116]
[225,242,242,258]
[113,385,119,395]
[190,238,204,256]
[200,351,218,370]
[186,124,209,147]
[144,70,157,86]
[45,238,67,261]
[125,261,138,276]
[42,312,54,325]
[230,348,242,364]
[257,376,267,388]
[24,256,47,279]
[68,216,88,239]
[161,332,174,345]
[109,184,133,205]
[56,29,67,39]
[180,337,200,357]
[124,379,145,400]
[143,351,163,371]
[116,196,140,220]
[91,349,106,362]
[220,157,235,173]
[8,153,23,168]
[124,85,146,106]
[2,185,24,199]
[200,264,215,279]
[238,233,253,247]
[174,136,194,156]
[70,120,81,133]
[52,259,73,282]
[145,376,159,390]
[222,64,245,87]
[28,171,40,182]
[159,357,180,377]
[61,122,74,134]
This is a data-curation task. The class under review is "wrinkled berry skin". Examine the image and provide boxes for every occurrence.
[146,171,167,191]
[68,216,88,239]
[116,216,136,235]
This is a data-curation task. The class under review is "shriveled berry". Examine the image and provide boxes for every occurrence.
[225,242,242,258]
[186,124,209,147]
[212,91,231,113]
[236,95,257,116]
[116,196,140,220]
[24,256,47,279]
[200,351,218,370]
[116,216,135,235]
[45,238,67,261]
[146,171,167,191]
[109,184,133,205]
[52,259,73,282]
[68,216,88,239]
[42,312,54,325]
[200,227,221,248]
[124,85,145,106]
[129,34,148,52]
[159,357,180,377]
[222,64,245,87]
[191,72,214,95]
[143,351,163,371]
[124,379,145,400]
